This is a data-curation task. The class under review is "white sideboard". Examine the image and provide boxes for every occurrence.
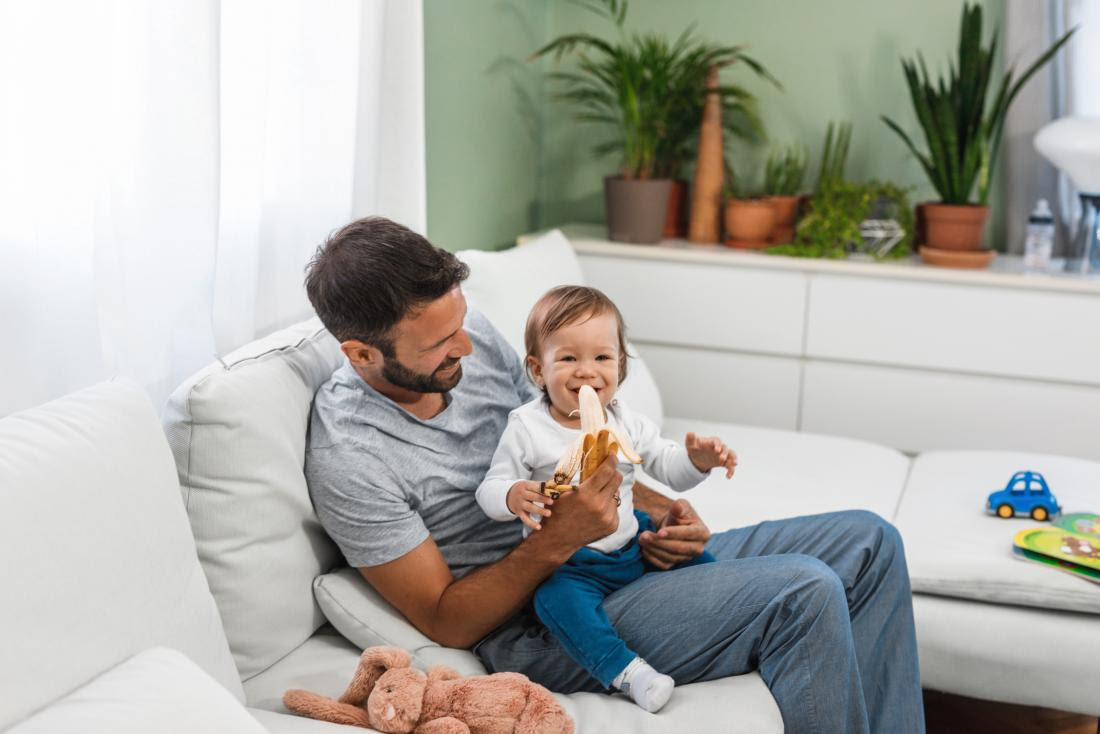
[532,225,1100,461]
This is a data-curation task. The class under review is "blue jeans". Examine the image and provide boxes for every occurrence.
[474,510,924,733]
[533,509,715,687]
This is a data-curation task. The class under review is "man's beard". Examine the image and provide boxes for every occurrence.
[381,355,463,394]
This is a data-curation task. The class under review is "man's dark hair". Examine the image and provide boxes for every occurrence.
[305,217,469,354]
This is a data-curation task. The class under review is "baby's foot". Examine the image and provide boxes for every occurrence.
[612,657,674,713]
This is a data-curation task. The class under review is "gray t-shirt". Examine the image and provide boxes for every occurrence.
[305,309,540,579]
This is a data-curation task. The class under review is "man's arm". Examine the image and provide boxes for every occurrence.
[360,456,623,649]
[362,528,564,648]
[634,481,712,570]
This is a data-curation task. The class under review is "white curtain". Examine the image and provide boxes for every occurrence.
[0,0,425,417]
[1062,0,1100,115]
[1003,0,1098,253]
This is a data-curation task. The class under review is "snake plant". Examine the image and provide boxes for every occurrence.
[881,3,1074,205]
[764,144,808,197]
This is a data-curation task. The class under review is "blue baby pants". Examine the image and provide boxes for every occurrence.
[532,509,715,687]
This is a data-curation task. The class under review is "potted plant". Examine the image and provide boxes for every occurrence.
[881,3,1075,253]
[532,0,775,244]
[763,144,807,244]
[767,179,914,260]
[723,169,775,249]
[765,123,914,260]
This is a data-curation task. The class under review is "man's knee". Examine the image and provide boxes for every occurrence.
[781,554,848,616]
[836,509,905,559]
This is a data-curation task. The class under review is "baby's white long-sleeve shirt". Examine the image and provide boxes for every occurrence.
[475,396,707,553]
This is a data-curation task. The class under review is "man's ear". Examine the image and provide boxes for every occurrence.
[341,339,380,369]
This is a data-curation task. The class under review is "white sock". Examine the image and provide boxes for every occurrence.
[611,656,674,713]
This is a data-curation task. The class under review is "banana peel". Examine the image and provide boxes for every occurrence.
[541,385,641,498]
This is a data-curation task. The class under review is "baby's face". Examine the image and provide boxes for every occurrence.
[533,312,620,426]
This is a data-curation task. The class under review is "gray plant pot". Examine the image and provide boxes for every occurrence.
[604,176,674,244]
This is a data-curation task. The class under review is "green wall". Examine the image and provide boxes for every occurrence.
[425,0,1006,251]
[424,0,548,251]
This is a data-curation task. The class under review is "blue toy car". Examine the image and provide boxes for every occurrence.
[986,471,1061,521]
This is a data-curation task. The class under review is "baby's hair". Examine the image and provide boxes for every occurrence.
[524,285,630,388]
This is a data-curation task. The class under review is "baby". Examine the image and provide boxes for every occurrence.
[476,285,736,713]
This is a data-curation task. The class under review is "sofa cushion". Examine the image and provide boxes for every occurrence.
[0,382,243,729]
[8,648,265,734]
[656,418,912,531]
[313,568,485,674]
[457,229,663,427]
[244,629,784,733]
[914,594,1100,716]
[456,229,584,360]
[896,450,1100,614]
[163,320,344,680]
[616,350,664,430]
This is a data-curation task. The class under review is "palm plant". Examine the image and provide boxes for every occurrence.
[882,4,1074,205]
[532,0,777,180]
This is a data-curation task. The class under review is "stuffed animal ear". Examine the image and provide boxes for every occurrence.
[338,646,413,706]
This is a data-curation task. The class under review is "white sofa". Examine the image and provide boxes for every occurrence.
[2,230,1098,733]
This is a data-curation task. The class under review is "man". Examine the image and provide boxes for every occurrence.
[304,217,924,732]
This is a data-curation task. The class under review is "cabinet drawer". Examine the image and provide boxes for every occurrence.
[633,342,800,430]
[806,274,1100,385]
[580,254,806,356]
[802,360,1100,460]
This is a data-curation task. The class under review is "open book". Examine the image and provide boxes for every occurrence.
[1013,513,1100,585]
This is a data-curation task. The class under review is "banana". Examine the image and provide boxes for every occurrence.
[541,385,641,498]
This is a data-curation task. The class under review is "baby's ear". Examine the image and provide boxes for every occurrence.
[526,355,544,386]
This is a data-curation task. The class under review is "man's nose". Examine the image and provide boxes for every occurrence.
[452,328,473,357]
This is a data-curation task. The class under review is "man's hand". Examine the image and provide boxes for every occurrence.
[540,454,622,550]
[638,499,711,570]
[506,480,552,531]
[685,432,738,478]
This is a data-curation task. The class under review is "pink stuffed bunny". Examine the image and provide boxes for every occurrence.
[284,646,574,734]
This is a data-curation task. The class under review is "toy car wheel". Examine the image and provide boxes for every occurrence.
[996,504,1014,519]
[1030,506,1049,521]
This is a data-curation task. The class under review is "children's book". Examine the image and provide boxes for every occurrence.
[1012,513,1100,585]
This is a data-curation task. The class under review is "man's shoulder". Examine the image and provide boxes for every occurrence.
[463,309,516,365]
[313,360,358,404]
[307,364,389,457]
[305,409,405,506]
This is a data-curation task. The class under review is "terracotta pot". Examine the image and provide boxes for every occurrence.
[767,194,799,244]
[922,202,989,251]
[604,176,674,244]
[663,179,688,238]
[724,199,776,249]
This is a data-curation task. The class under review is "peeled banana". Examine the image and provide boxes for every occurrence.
[541,385,641,498]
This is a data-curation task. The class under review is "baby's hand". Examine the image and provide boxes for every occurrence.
[506,480,553,531]
[685,432,738,479]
